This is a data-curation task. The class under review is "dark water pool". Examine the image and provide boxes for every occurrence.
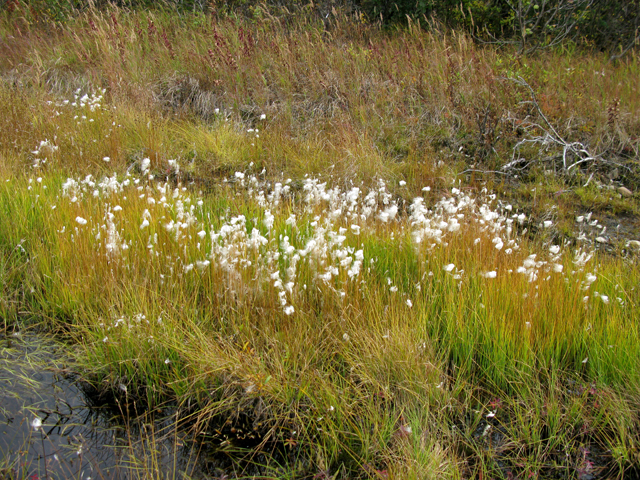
[0,331,213,480]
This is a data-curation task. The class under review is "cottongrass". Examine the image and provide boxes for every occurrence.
[1,85,638,479]
[2,173,637,479]
[20,158,632,397]
[50,162,596,324]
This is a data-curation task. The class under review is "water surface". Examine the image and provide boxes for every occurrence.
[0,331,207,479]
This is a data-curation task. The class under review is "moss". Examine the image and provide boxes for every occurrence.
[574,186,639,216]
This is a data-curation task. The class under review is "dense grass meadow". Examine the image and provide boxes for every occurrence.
[1,2,640,478]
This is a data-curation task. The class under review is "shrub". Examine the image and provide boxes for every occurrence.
[580,0,640,58]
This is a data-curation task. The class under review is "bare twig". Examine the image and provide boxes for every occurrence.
[503,76,629,175]
[460,168,509,176]
[609,34,640,63]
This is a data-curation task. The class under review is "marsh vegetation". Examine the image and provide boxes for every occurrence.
[0,2,639,478]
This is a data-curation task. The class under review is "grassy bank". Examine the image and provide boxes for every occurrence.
[1,5,639,479]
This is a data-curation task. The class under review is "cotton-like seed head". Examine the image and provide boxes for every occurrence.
[141,158,151,174]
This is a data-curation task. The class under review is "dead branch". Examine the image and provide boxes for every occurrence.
[503,76,631,176]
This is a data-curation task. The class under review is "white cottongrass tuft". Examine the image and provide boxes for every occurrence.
[483,271,497,279]
[31,417,42,430]
[196,260,210,271]
[444,263,455,272]
[141,158,151,174]
[585,274,597,285]
[75,216,87,225]
[263,210,274,230]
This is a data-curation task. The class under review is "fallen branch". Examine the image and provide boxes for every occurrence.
[503,76,630,176]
